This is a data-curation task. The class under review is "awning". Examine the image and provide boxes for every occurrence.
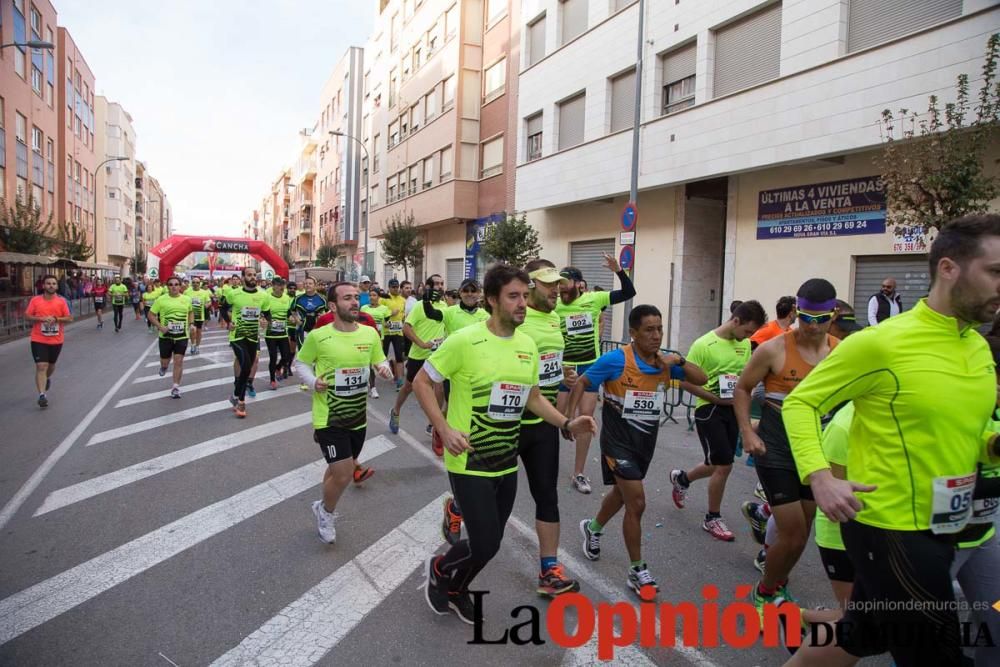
[75,260,119,271]
[0,252,64,266]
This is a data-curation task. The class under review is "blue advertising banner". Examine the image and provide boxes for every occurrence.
[465,214,503,280]
[756,176,886,240]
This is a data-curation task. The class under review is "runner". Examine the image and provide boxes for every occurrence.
[227,267,271,418]
[25,275,73,408]
[556,254,636,494]
[570,304,706,595]
[264,277,293,390]
[750,295,796,350]
[92,278,108,330]
[402,280,416,359]
[184,276,211,354]
[129,280,142,321]
[782,215,1000,666]
[107,275,128,332]
[291,277,329,390]
[669,300,766,541]
[147,276,194,399]
[735,278,841,614]
[389,274,446,435]
[285,281,299,369]
[142,279,163,333]
[358,275,372,307]
[416,264,596,623]
[382,279,406,390]
[361,288,391,398]
[294,281,393,544]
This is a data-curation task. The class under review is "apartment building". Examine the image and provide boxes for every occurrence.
[0,0,59,221]
[515,0,1000,350]
[56,26,96,250]
[287,131,318,268]
[94,96,137,270]
[145,173,166,250]
[365,0,521,287]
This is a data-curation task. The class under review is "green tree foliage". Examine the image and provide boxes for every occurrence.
[55,220,94,261]
[480,212,542,268]
[315,243,337,267]
[876,33,1000,234]
[380,211,424,280]
[0,191,54,255]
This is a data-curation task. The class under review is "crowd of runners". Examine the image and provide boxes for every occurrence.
[21,213,1000,666]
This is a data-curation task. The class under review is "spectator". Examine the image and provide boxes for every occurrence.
[867,277,903,325]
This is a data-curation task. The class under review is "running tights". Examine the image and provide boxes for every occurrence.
[230,339,259,401]
[112,305,124,329]
[265,337,291,381]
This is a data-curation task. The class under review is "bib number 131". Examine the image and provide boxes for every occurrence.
[488,383,530,421]
[333,367,370,396]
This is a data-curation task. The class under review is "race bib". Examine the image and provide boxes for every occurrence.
[40,321,59,337]
[190,298,201,307]
[970,497,1000,525]
[241,306,260,321]
[929,473,977,534]
[487,382,530,421]
[538,351,563,386]
[387,320,403,333]
[333,366,369,396]
[376,323,383,335]
[269,320,286,333]
[94,296,104,304]
[719,374,739,400]
[565,313,593,336]
[622,390,664,421]
[430,338,444,351]
[167,321,185,335]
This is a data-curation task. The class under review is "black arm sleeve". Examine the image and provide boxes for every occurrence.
[608,270,636,305]
[422,298,443,321]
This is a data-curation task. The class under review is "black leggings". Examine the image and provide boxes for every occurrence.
[265,337,291,381]
[230,339,259,400]
[438,471,517,593]
[112,304,125,329]
[518,421,560,523]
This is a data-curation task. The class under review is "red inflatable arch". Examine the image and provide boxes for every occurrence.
[146,235,289,281]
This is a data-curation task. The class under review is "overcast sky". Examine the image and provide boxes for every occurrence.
[57,0,373,237]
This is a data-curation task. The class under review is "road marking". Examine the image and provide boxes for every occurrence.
[143,355,215,369]
[0,340,158,532]
[209,492,446,666]
[116,371,271,406]
[87,386,303,446]
[0,437,395,647]
[149,340,234,354]
[35,413,313,516]
[136,360,232,381]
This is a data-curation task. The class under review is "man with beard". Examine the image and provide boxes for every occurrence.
[295,282,393,543]
[226,267,271,418]
[782,214,1000,667]
[556,254,636,494]
[25,275,73,408]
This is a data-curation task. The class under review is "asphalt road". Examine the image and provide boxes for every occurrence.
[0,315,891,666]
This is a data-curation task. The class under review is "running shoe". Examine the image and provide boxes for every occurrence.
[448,591,476,625]
[247,384,257,398]
[754,482,768,503]
[353,466,374,484]
[702,517,735,542]
[627,565,659,596]
[579,519,601,560]
[170,387,181,399]
[96,322,101,329]
[234,401,247,418]
[426,424,433,435]
[752,583,779,623]
[772,596,806,655]
[441,496,462,545]
[424,556,450,615]
[370,387,379,399]
[431,428,444,457]
[158,366,167,378]
[229,395,239,408]
[746,454,756,467]
[537,565,580,597]
[311,500,337,543]
[741,501,768,545]
[753,548,767,574]
[572,474,592,494]
[270,380,278,390]
[389,409,400,434]
[37,394,48,408]
[669,469,688,508]
[776,581,796,604]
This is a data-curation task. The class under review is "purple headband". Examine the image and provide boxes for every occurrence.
[797,296,837,312]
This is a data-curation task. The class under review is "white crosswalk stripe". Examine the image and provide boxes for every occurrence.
[116,371,272,406]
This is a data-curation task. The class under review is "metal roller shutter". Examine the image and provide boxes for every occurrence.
[713,2,782,99]
[558,92,586,150]
[610,68,636,133]
[570,238,616,342]
[446,258,464,290]
[852,255,929,326]
[560,0,588,45]
[528,15,546,67]
[662,42,696,85]
[848,0,962,53]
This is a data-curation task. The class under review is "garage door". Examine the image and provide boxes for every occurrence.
[570,238,616,342]
[853,255,929,326]
[445,258,464,291]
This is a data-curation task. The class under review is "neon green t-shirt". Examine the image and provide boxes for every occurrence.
[108,283,129,305]
[518,306,565,425]
[265,292,293,339]
[405,300,446,360]
[427,322,539,477]
[555,290,611,365]
[383,294,406,336]
[150,294,192,340]
[142,287,163,305]
[443,304,489,335]
[227,288,271,343]
[184,288,211,320]
[296,324,386,430]
[784,300,997,533]
[813,402,853,551]
[686,330,752,409]
[362,304,392,338]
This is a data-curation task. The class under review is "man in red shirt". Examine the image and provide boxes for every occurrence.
[25,275,73,408]
[92,277,109,330]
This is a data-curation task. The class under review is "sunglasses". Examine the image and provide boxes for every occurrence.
[796,310,834,325]
[167,282,181,287]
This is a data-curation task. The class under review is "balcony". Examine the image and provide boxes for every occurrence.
[135,177,143,190]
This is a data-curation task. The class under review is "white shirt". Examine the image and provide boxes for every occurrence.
[404,296,417,316]
[867,293,901,326]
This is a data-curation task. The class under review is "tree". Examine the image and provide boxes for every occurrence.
[315,243,337,267]
[55,220,94,261]
[380,211,424,280]
[876,33,1000,235]
[0,191,54,255]
[480,212,542,268]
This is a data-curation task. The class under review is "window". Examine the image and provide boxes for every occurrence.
[481,136,503,178]
[848,0,961,53]
[411,102,423,131]
[445,3,458,38]
[15,113,26,144]
[422,155,435,186]
[31,66,42,94]
[373,134,381,172]
[609,68,636,132]
[487,0,506,25]
[390,13,399,51]
[527,14,546,67]
[408,165,418,193]
[560,0,588,45]
[526,113,543,161]
[31,126,41,152]
[558,92,586,150]
[400,112,409,138]
[371,184,379,206]
[614,0,635,9]
[661,43,696,115]
[440,145,453,178]
[713,2,782,98]
[484,59,506,100]
[389,68,398,106]
[29,6,39,32]
[413,45,422,71]
[425,87,440,119]
[389,121,399,147]
[443,76,455,109]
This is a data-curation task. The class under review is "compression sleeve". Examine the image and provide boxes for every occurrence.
[608,270,636,305]
[422,298,444,322]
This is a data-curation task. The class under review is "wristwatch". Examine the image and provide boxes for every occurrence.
[676,355,687,367]
[562,418,571,431]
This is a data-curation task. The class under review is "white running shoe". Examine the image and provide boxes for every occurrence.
[312,500,337,543]
[370,387,380,399]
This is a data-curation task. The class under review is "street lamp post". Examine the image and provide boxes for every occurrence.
[329,130,370,278]
[94,156,129,264]
[0,39,54,50]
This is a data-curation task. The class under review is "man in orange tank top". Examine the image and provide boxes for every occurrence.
[735,278,840,614]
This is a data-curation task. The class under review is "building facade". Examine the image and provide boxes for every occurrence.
[56,26,96,252]
[94,96,137,270]
[515,0,1000,350]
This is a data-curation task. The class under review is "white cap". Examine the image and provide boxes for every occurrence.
[360,275,371,283]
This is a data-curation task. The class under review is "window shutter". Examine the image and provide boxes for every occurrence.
[848,0,961,53]
[713,2,782,98]
[560,0,588,45]
[526,114,542,137]
[482,137,503,170]
[662,43,696,85]
[558,93,586,150]
[528,15,546,66]
[610,69,636,133]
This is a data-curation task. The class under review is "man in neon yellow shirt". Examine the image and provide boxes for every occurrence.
[148,276,193,399]
[362,289,392,399]
[783,215,1000,667]
[382,279,407,390]
[184,276,211,355]
[389,274,446,435]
